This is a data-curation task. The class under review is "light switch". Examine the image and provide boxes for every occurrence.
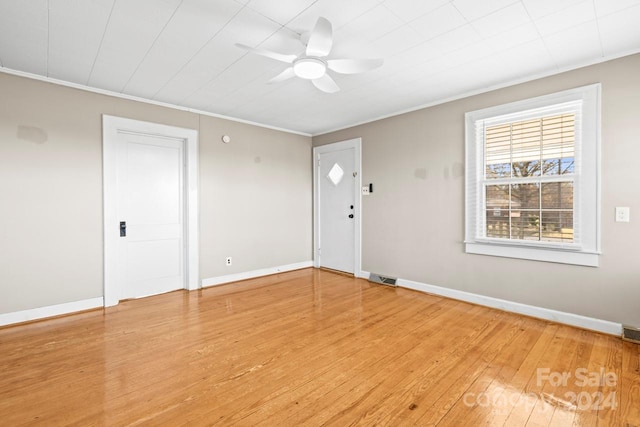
[615,207,630,223]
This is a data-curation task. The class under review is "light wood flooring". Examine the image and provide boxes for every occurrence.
[1,268,639,426]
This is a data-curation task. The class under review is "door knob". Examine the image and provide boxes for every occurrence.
[349,214,354,218]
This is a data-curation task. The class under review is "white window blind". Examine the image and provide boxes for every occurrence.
[465,85,600,267]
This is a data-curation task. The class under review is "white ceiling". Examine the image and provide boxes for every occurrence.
[1,0,639,135]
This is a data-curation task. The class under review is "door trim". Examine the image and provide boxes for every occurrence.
[313,138,363,277]
[102,115,199,307]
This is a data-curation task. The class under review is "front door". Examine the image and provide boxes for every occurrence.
[317,145,357,274]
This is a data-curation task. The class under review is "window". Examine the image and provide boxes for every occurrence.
[465,85,600,266]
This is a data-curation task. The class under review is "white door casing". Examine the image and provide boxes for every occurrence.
[313,138,362,276]
[103,116,199,307]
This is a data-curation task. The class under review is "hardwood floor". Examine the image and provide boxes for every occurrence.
[1,268,638,426]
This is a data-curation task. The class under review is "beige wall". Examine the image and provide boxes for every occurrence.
[0,72,312,314]
[314,54,640,327]
[199,116,312,279]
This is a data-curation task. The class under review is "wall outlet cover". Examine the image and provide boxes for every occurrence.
[615,207,630,223]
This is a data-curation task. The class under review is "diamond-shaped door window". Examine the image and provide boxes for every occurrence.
[326,163,344,186]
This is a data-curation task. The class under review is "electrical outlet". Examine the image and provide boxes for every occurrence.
[615,207,630,223]
[226,257,232,266]
[362,186,370,195]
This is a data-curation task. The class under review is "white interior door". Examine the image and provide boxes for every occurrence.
[116,133,185,299]
[318,147,356,274]
[103,115,199,307]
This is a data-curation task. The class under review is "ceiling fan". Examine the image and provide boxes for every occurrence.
[236,17,383,94]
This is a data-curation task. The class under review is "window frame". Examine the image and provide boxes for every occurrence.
[464,84,601,267]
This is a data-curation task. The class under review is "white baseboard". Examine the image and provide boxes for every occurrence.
[201,261,313,288]
[361,272,621,336]
[397,277,621,336]
[3,271,619,336]
[355,269,368,279]
[0,297,104,327]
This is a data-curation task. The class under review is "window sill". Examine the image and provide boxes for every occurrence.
[465,242,599,267]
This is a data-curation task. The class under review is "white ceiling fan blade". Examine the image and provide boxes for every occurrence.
[235,43,296,64]
[268,68,295,84]
[312,74,340,93]
[327,58,384,74]
[306,17,333,57]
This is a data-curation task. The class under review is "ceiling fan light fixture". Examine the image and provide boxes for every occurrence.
[237,17,383,93]
[293,58,326,80]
